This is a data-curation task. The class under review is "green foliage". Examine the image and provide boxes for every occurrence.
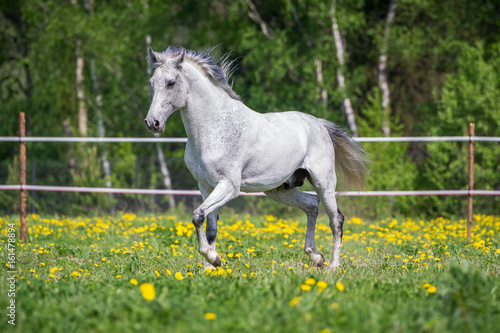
[70,146,116,215]
[355,88,418,217]
[1,1,499,216]
[422,42,500,214]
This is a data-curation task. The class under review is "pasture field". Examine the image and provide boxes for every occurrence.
[1,212,499,332]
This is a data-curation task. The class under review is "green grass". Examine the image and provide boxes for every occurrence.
[1,213,499,332]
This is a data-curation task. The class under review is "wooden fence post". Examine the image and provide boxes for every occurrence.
[19,112,27,242]
[467,123,475,242]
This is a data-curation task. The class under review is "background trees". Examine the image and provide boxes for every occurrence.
[1,0,499,217]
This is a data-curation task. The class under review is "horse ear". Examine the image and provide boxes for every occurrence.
[148,48,159,65]
[174,48,186,67]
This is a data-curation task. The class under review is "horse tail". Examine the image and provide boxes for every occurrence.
[318,119,370,191]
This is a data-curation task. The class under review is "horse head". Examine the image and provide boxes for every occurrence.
[145,47,188,133]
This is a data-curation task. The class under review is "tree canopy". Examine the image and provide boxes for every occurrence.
[1,0,499,216]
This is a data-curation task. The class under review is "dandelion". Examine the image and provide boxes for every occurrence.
[300,284,312,291]
[129,278,138,285]
[115,275,122,279]
[204,313,217,320]
[154,269,160,277]
[289,296,301,307]
[317,281,328,292]
[139,283,156,301]
[175,272,183,280]
[49,267,58,274]
[304,277,316,285]
[336,282,345,292]
[71,271,80,277]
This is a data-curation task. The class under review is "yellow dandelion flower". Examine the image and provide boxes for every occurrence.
[71,271,80,277]
[289,296,301,307]
[155,269,160,277]
[336,282,345,292]
[427,286,437,293]
[49,267,58,274]
[139,283,156,301]
[301,284,312,291]
[305,278,316,285]
[317,281,328,289]
[204,313,217,320]
[175,272,183,280]
[129,278,138,285]
[422,283,432,289]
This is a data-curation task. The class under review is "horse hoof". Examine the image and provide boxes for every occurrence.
[313,253,326,268]
[212,253,222,267]
[305,248,325,268]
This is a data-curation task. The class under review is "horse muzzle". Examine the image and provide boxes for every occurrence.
[144,116,164,133]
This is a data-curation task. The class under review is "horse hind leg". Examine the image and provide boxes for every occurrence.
[265,186,325,268]
[308,163,343,270]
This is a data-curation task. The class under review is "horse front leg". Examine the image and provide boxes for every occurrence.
[194,181,239,267]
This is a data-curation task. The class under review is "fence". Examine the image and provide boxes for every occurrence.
[2,113,500,242]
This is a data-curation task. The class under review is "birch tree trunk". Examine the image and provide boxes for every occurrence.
[331,3,358,137]
[146,34,176,209]
[76,39,88,137]
[90,59,113,195]
[245,0,273,40]
[378,0,397,137]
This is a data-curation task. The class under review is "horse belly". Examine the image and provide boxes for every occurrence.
[240,136,308,192]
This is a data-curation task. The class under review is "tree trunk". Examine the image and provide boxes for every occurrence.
[378,0,397,137]
[331,3,358,137]
[90,59,113,196]
[76,39,88,137]
[146,34,176,209]
[245,0,273,40]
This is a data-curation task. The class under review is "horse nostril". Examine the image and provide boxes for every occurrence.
[154,120,160,129]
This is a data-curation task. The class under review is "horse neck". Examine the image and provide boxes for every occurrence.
[181,64,243,139]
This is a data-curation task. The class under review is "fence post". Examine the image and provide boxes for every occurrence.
[19,112,27,242]
[467,123,475,242]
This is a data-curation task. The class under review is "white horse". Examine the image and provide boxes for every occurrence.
[145,46,369,270]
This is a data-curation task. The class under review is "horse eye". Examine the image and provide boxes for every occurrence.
[166,80,176,88]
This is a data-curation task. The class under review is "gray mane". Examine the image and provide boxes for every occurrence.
[151,46,240,101]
